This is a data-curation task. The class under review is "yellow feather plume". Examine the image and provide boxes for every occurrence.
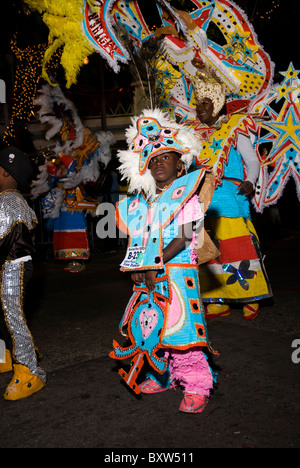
[24,0,94,87]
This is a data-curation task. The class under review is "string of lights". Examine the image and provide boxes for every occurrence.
[3,35,60,147]
[255,0,280,20]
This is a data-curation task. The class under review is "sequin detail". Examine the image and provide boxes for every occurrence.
[0,191,37,240]
[1,262,46,383]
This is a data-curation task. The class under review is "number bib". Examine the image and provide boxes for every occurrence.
[120,246,146,269]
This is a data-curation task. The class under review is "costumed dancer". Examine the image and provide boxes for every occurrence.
[110,109,219,413]
[31,85,114,272]
[187,68,272,320]
[0,146,46,400]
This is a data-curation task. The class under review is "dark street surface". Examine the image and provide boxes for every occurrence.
[0,228,299,450]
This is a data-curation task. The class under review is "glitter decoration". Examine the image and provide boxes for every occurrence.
[1,262,46,383]
[0,191,37,241]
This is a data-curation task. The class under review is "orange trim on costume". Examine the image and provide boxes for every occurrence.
[159,342,207,351]
[166,263,198,270]
[196,323,206,339]
[189,298,201,314]
[185,276,196,289]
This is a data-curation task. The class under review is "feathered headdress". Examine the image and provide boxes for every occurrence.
[117,108,202,199]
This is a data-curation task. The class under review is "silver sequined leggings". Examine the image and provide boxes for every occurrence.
[0,261,46,383]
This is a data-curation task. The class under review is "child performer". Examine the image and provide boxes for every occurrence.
[110,109,218,413]
[0,146,46,400]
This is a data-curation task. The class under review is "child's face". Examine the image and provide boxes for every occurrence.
[149,152,182,187]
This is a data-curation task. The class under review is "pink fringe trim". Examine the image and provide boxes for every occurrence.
[177,195,204,226]
[167,348,213,396]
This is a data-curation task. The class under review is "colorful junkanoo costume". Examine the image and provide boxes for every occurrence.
[31,85,114,272]
[0,147,46,400]
[110,109,218,412]
[187,71,272,318]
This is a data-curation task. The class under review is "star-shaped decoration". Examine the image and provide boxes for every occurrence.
[209,136,223,153]
[259,106,300,164]
[132,116,188,174]
[274,84,295,104]
[223,25,258,63]
[253,63,300,211]
[274,64,300,103]
[264,147,300,205]
[279,62,300,83]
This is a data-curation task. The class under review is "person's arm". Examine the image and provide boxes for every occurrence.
[0,223,36,269]
[0,235,9,269]
[163,222,194,263]
[236,133,260,195]
[0,225,22,267]
[144,222,194,292]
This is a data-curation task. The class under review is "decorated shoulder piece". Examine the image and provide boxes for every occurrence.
[116,168,206,271]
[0,191,38,240]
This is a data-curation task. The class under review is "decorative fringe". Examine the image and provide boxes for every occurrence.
[31,165,49,200]
[31,84,115,221]
[157,0,189,37]
[167,348,216,395]
[24,0,94,87]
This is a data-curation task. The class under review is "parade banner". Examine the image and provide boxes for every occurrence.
[82,0,129,72]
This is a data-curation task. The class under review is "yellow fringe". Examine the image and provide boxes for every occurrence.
[24,0,94,87]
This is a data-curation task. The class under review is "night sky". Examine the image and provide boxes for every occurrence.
[234,0,299,77]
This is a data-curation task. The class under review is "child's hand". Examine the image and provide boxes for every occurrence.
[145,270,158,292]
[131,272,145,286]
[237,181,254,196]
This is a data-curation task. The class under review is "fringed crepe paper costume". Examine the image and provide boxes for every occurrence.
[31,85,114,271]
[110,109,218,402]
[187,70,272,315]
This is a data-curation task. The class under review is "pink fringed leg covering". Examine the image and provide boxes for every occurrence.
[167,348,213,396]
